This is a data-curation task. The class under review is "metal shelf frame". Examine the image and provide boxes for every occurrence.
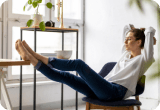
[20,27,79,110]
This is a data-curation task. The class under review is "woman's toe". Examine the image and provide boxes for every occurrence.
[16,39,20,43]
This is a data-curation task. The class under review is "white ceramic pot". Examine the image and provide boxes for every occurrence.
[31,14,43,27]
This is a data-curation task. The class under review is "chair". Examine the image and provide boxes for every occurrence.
[82,62,146,110]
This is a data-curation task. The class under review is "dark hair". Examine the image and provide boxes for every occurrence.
[129,28,145,49]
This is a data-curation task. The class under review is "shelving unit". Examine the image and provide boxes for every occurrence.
[20,26,79,110]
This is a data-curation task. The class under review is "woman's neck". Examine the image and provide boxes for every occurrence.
[130,50,141,58]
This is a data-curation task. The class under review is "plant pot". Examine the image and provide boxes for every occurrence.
[31,14,43,27]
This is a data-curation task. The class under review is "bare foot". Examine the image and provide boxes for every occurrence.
[22,40,49,65]
[22,40,33,54]
[15,39,30,61]
[21,40,36,57]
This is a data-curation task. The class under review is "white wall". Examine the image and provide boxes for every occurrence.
[84,0,159,109]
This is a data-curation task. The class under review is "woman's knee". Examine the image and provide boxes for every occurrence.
[75,59,85,67]
[73,59,86,72]
[75,59,93,74]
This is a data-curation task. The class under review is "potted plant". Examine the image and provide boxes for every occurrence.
[23,0,53,31]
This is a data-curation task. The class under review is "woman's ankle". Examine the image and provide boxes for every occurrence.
[37,54,49,65]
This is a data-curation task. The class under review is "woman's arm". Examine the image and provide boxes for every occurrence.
[143,27,156,62]
[121,24,133,54]
[153,36,156,45]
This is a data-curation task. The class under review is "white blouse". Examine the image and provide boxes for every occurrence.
[104,24,156,99]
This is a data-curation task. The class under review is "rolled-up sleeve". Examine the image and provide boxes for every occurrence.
[34,60,43,70]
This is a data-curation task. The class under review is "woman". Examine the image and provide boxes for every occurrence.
[15,24,156,101]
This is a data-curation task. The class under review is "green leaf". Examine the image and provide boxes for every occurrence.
[157,7,160,29]
[129,0,134,7]
[135,0,144,13]
[23,6,25,11]
[37,0,42,3]
[32,1,38,8]
[28,0,32,5]
[46,2,53,9]
[39,21,45,31]
[145,0,152,3]
[27,19,34,27]
[148,72,160,81]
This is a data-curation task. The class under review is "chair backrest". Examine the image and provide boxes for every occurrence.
[98,62,145,96]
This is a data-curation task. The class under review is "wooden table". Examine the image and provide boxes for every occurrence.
[0,59,30,110]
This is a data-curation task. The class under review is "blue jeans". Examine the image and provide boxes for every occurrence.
[35,58,127,101]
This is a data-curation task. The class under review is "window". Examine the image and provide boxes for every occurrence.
[8,0,50,21]
[51,0,83,24]
[5,0,84,80]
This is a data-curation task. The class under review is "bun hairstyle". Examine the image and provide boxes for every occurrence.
[129,27,146,49]
[140,28,145,32]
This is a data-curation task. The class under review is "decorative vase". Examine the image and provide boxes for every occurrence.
[31,14,43,27]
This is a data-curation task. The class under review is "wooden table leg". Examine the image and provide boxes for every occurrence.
[0,67,2,101]
[0,66,13,110]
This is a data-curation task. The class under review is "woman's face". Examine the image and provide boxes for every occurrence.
[124,32,141,51]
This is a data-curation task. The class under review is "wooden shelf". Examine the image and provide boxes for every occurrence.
[21,26,78,31]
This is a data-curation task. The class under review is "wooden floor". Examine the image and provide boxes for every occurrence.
[53,104,150,110]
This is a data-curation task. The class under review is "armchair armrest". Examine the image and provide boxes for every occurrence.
[134,75,146,96]
[98,62,116,78]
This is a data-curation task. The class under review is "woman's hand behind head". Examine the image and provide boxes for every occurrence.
[129,24,135,30]
[153,37,156,45]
